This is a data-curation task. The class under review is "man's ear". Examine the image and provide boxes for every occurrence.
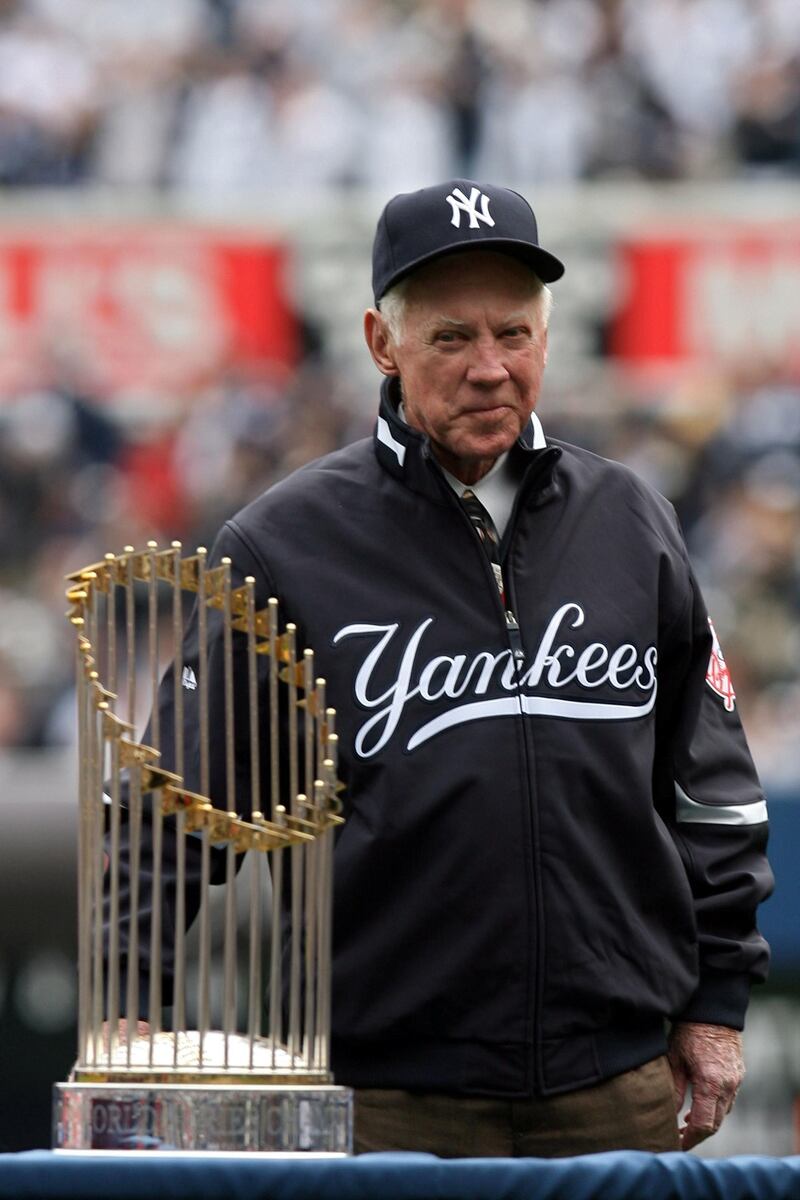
[542,325,548,366]
[364,309,400,376]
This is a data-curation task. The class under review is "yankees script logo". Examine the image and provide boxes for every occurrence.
[334,602,658,758]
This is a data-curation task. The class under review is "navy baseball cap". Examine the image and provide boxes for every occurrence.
[372,179,565,304]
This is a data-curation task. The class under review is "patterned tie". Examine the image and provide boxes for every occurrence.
[461,489,505,601]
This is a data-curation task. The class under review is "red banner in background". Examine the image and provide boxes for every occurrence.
[610,225,800,377]
[0,229,298,398]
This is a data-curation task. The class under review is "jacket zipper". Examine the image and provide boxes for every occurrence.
[430,447,559,1094]
[500,530,542,1093]
[502,449,561,1095]
[499,449,560,1095]
[500,448,561,670]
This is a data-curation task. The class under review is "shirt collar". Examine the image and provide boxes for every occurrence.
[438,450,510,497]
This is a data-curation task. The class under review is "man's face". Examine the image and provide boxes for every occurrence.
[365,250,548,484]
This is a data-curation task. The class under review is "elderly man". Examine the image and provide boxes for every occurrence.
[118,181,772,1157]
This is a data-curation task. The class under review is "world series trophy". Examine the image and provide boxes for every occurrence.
[53,542,353,1153]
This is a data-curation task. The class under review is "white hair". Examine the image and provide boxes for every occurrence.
[379,269,553,343]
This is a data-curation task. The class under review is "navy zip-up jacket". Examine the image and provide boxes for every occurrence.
[118,379,772,1098]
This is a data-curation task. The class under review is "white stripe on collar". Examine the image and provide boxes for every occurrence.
[529,410,546,449]
[377,415,406,466]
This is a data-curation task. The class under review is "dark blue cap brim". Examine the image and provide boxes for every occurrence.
[375,236,565,304]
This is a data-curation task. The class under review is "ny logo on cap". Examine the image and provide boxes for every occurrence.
[446,186,495,230]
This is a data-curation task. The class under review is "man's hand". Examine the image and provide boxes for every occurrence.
[668,1021,744,1150]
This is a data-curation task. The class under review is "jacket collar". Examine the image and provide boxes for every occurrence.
[373,376,559,500]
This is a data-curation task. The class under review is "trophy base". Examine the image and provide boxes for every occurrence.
[53,1081,353,1153]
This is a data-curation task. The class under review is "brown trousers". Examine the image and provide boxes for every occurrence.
[354,1055,680,1158]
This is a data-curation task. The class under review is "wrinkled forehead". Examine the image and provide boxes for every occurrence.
[401,252,544,330]
[403,249,541,306]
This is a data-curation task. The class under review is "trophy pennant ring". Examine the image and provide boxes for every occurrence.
[53,541,353,1153]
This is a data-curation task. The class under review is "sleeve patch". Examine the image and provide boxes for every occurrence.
[706,617,736,712]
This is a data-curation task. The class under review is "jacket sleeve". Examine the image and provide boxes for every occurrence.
[108,521,277,1015]
[655,559,773,1030]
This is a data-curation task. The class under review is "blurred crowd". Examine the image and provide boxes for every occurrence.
[0,0,797,190]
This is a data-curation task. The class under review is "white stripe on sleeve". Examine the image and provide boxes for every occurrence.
[675,781,768,826]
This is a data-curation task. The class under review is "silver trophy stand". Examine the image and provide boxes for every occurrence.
[53,543,352,1153]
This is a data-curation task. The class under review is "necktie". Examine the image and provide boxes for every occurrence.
[461,489,504,601]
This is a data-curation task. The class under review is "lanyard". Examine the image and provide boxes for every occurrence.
[460,489,524,659]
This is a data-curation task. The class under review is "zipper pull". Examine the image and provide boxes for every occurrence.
[505,610,525,662]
